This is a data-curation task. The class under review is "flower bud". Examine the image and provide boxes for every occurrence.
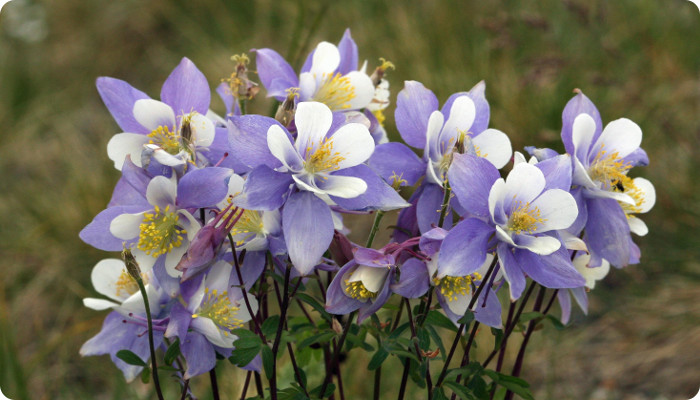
[275,88,299,127]
[121,247,142,281]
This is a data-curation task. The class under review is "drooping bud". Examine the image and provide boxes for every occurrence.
[121,246,142,281]
[275,88,299,127]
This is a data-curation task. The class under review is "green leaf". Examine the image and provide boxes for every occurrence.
[261,346,274,379]
[432,386,449,400]
[297,331,336,350]
[425,310,458,332]
[518,311,544,323]
[164,339,180,366]
[390,349,419,362]
[388,322,410,340]
[368,347,390,371]
[425,324,446,360]
[490,327,504,352]
[416,327,431,351]
[278,386,310,400]
[344,332,374,352]
[140,366,150,384]
[443,380,476,400]
[467,374,489,399]
[230,345,260,368]
[309,382,336,398]
[457,311,475,325]
[295,293,333,322]
[116,350,147,367]
[261,315,281,338]
[484,371,534,400]
[545,314,566,330]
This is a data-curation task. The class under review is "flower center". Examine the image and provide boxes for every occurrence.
[192,288,244,333]
[616,176,644,216]
[304,138,346,175]
[230,209,264,246]
[433,273,482,302]
[115,269,142,297]
[344,272,378,300]
[588,145,632,192]
[312,72,356,110]
[137,205,187,257]
[508,201,545,234]
[147,125,182,155]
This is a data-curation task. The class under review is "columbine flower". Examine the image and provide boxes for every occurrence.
[166,261,257,378]
[443,153,585,300]
[108,168,232,276]
[558,253,611,324]
[326,247,396,322]
[99,58,215,170]
[560,91,649,267]
[255,29,375,111]
[82,258,162,315]
[267,101,374,199]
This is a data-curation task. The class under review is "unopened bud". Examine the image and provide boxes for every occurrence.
[121,247,142,281]
[332,317,343,334]
[275,88,299,127]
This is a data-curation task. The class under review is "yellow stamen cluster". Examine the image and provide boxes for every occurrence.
[617,176,644,217]
[389,172,407,190]
[137,205,186,257]
[373,108,386,126]
[192,288,243,334]
[312,72,356,110]
[230,209,264,246]
[378,58,395,71]
[433,272,482,302]
[147,125,182,155]
[508,200,545,234]
[588,145,632,192]
[114,269,142,297]
[344,275,377,300]
[304,139,346,175]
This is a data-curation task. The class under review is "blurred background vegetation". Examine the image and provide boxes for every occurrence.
[0,0,698,398]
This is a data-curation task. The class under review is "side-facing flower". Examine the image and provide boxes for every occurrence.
[83,258,162,315]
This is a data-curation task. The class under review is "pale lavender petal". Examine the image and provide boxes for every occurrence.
[96,77,150,133]
[419,227,448,257]
[368,142,425,186]
[517,246,585,289]
[108,175,150,208]
[448,153,500,219]
[472,288,502,328]
[438,218,493,277]
[80,205,147,251]
[228,250,266,291]
[206,126,250,173]
[497,242,526,301]
[584,198,630,268]
[570,286,588,314]
[566,187,587,236]
[535,154,572,192]
[177,167,233,208]
[336,28,358,75]
[442,81,491,135]
[561,91,602,155]
[161,58,211,116]
[254,48,299,95]
[392,188,421,243]
[623,147,649,167]
[215,82,236,116]
[558,290,572,324]
[235,165,293,211]
[165,301,193,344]
[395,81,439,148]
[326,262,364,315]
[181,331,216,379]
[330,165,410,212]
[283,191,334,275]
[228,115,285,169]
[391,258,430,299]
[416,183,444,234]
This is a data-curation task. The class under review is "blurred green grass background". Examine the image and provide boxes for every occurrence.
[0,0,698,398]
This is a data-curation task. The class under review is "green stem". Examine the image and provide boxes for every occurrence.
[134,274,164,400]
[437,182,452,228]
[320,311,356,397]
[366,210,385,248]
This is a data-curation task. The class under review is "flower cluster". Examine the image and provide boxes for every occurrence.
[79,29,654,397]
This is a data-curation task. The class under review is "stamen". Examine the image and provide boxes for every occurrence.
[147,125,181,155]
[312,72,356,110]
[230,209,265,246]
[192,288,244,332]
[137,205,187,257]
[508,200,545,234]
[588,144,632,192]
[304,138,346,175]
[433,273,482,302]
[114,269,142,297]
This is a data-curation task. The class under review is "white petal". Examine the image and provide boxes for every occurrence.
[315,174,368,198]
[573,254,610,289]
[267,125,304,172]
[560,231,588,252]
[107,133,150,170]
[133,249,157,273]
[591,118,642,160]
[632,177,655,213]
[147,145,187,167]
[329,123,375,170]
[488,178,508,226]
[472,129,512,169]
[262,209,282,235]
[425,111,445,162]
[189,113,215,148]
[343,71,375,110]
[110,212,144,240]
[133,99,176,131]
[348,265,388,293]
[294,102,333,157]
[572,154,597,189]
[441,96,475,142]
[298,73,317,101]
[495,225,516,247]
[571,114,596,163]
[628,216,648,236]
[310,42,341,75]
[164,244,188,277]
[91,258,129,301]
[178,209,201,241]
[513,151,527,165]
[204,261,233,293]
[219,174,245,209]
[531,189,578,232]
[513,234,561,255]
[585,187,636,205]
[292,173,326,196]
[83,298,119,310]
[146,175,177,209]
[445,291,472,316]
[192,317,234,348]
[503,162,545,206]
